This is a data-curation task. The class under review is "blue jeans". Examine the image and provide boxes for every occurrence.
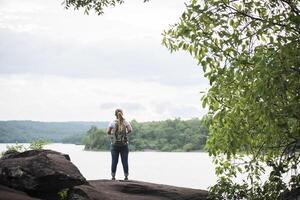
[111,144,129,177]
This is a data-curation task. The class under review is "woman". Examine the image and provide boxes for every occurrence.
[107,108,132,181]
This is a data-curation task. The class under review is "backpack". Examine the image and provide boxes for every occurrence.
[111,120,128,145]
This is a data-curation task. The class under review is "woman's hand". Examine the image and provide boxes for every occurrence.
[126,125,132,134]
[107,127,113,135]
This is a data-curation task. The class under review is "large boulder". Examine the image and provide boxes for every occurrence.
[67,180,209,200]
[0,149,87,198]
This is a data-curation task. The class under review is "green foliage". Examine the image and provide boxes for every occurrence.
[162,0,300,199]
[57,188,69,200]
[84,118,209,152]
[29,139,49,150]
[62,134,85,144]
[3,142,27,155]
[1,139,49,157]
[210,173,300,200]
[84,126,111,150]
[182,143,194,152]
[63,0,149,15]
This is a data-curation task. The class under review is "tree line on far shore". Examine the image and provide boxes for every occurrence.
[83,118,209,152]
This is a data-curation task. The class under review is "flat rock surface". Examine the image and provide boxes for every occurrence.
[68,179,208,200]
[0,184,41,200]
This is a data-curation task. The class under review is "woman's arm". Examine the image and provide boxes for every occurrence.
[126,122,132,134]
[107,127,113,135]
[107,121,114,135]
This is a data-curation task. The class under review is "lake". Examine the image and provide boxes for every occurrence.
[0,143,217,190]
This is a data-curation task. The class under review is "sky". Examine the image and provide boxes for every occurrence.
[0,0,209,122]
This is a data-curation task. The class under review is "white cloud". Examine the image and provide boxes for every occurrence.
[0,0,210,121]
[0,28,207,87]
[0,0,186,41]
[0,74,208,121]
[100,102,145,112]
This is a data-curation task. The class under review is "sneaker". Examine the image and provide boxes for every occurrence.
[111,177,116,181]
[124,177,128,181]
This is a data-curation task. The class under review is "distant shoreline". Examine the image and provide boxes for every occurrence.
[0,143,207,153]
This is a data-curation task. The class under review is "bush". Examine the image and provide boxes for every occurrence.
[29,139,49,150]
[183,143,194,152]
[2,142,27,156]
[1,139,49,157]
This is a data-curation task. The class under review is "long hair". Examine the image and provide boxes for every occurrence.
[115,108,124,132]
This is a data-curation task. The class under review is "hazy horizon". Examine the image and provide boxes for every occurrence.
[0,116,203,123]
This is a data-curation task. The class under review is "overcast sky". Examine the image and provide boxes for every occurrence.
[0,0,209,122]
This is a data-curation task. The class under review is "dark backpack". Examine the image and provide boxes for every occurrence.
[111,120,128,145]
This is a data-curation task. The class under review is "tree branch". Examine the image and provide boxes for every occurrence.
[224,3,300,34]
[280,0,300,16]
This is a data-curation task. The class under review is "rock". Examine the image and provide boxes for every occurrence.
[2,149,70,161]
[0,149,87,198]
[282,187,300,200]
[67,179,208,200]
[0,149,209,200]
[0,184,41,200]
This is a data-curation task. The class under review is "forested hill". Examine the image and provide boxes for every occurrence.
[0,121,108,143]
[84,118,209,152]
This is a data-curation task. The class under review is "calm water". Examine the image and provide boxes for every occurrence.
[0,143,217,189]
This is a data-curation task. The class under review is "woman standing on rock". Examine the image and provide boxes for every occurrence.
[107,108,132,181]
